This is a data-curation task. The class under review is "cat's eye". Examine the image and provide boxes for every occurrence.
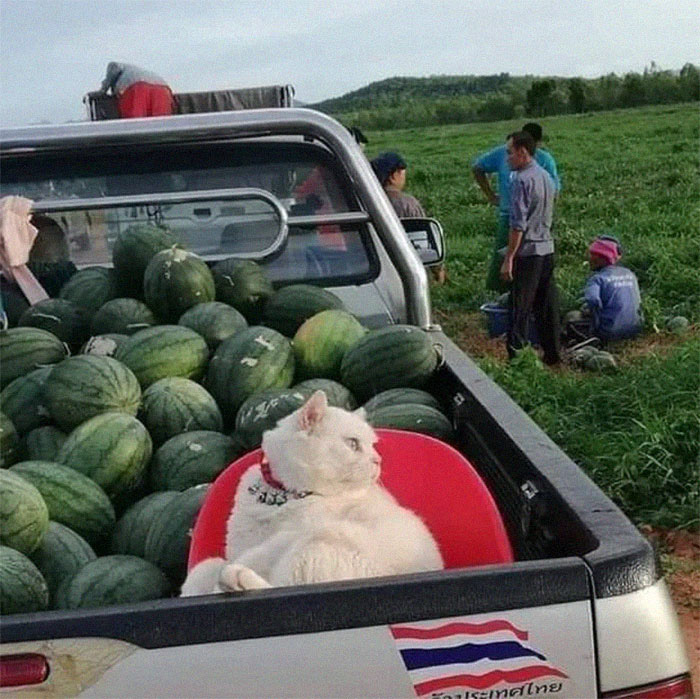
[345,437,361,452]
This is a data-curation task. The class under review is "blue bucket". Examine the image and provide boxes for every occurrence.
[479,303,539,344]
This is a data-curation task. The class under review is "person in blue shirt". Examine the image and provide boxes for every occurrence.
[472,122,561,291]
[582,237,642,342]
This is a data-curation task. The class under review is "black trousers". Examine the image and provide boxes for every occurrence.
[507,253,561,364]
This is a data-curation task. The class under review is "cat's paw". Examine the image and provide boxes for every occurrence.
[219,563,272,591]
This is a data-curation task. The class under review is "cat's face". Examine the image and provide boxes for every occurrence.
[261,391,380,495]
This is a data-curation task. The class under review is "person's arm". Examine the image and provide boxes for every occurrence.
[471,149,500,206]
[537,150,561,194]
[99,62,122,94]
[583,275,602,311]
[500,176,526,281]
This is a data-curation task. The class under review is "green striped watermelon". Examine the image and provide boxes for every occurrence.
[81,333,129,357]
[18,298,91,350]
[1,285,30,327]
[59,266,117,316]
[178,301,247,350]
[30,521,97,606]
[363,388,442,414]
[110,491,179,558]
[114,325,209,388]
[293,379,358,410]
[144,484,209,584]
[55,555,170,610]
[0,411,21,468]
[206,326,295,419]
[340,325,439,401]
[234,388,307,450]
[140,377,223,446]
[212,258,274,322]
[150,431,243,491]
[10,461,116,546]
[366,403,453,441]
[43,355,142,432]
[58,413,153,502]
[144,247,215,322]
[0,366,52,435]
[0,545,49,614]
[0,327,68,389]
[263,284,345,337]
[91,298,156,336]
[112,223,179,297]
[22,426,67,463]
[0,469,49,555]
[293,309,366,380]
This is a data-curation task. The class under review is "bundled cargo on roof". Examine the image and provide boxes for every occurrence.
[85,84,295,121]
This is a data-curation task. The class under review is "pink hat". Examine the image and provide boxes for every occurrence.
[589,238,619,265]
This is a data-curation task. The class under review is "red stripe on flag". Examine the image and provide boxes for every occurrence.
[414,666,569,695]
[390,620,529,641]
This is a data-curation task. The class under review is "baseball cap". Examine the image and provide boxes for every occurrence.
[370,152,407,184]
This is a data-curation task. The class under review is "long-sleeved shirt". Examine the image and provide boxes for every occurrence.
[100,62,169,95]
[584,264,642,341]
[472,144,561,216]
[509,160,555,257]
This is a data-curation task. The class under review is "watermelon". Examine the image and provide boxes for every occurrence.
[234,388,307,450]
[563,309,583,324]
[10,461,116,546]
[150,431,243,491]
[81,333,129,357]
[0,411,21,468]
[178,301,247,350]
[114,325,209,388]
[206,326,295,418]
[23,426,67,463]
[0,366,52,435]
[0,327,67,389]
[43,355,142,432]
[367,404,454,441]
[292,310,366,380]
[0,545,49,614]
[0,469,49,555]
[58,413,153,502]
[263,284,345,337]
[112,223,179,296]
[110,492,179,557]
[18,298,90,350]
[144,484,209,584]
[55,555,170,610]
[666,316,689,334]
[59,266,117,316]
[363,388,442,414]
[144,247,215,322]
[1,285,30,327]
[140,377,223,446]
[340,325,439,401]
[30,521,96,605]
[212,258,274,322]
[584,350,618,372]
[91,298,156,336]
[293,378,358,410]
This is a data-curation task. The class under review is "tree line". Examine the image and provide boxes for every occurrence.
[311,63,699,130]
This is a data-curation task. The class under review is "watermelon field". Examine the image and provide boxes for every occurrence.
[368,102,699,530]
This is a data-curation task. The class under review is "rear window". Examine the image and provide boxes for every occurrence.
[0,141,377,285]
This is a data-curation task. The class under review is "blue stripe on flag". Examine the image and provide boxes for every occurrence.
[399,641,546,671]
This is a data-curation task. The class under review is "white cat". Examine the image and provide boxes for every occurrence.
[181,390,443,595]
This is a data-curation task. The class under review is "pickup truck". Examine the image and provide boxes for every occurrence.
[0,102,692,698]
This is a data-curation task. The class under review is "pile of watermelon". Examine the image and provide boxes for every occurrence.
[0,223,450,615]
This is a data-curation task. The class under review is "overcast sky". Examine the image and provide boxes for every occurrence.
[1,0,698,127]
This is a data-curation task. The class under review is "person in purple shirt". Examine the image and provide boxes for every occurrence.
[473,122,561,291]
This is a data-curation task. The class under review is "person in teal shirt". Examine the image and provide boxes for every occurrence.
[472,122,561,291]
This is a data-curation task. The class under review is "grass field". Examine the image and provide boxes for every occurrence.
[367,103,699,529]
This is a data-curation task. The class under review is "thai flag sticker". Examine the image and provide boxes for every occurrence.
[390,619,569,698]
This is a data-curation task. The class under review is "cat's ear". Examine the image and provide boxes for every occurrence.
[298,390,328,431]
[353,407,367,420]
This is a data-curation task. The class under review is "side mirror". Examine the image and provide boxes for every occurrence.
[401,217,445,267]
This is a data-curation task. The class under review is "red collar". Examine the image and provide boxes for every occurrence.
[260,456,286,491]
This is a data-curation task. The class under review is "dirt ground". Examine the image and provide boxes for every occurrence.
[442,310,699,687]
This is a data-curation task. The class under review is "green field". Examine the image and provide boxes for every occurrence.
[368,103,699,529]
